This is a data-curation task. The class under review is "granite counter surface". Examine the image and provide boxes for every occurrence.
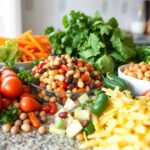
[0,127,80,150]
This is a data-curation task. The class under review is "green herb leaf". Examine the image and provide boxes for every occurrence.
[17,70,39,84]
[0,105,19,124]
[95,54,115,74]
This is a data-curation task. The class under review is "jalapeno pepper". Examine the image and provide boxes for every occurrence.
[104,72,128,91]
[83,121,95,135]
[91,93,109,116]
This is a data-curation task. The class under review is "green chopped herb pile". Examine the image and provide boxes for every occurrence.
[45,10,138,74]
[0,105,19,124]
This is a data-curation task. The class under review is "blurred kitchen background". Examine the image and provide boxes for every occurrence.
[0,0,150,44]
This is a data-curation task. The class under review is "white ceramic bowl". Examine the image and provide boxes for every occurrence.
[118,64,150,96]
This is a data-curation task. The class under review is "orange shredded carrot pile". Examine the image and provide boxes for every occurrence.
[0,30,51,62]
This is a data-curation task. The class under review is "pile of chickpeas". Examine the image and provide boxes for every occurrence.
[2,103,48,134]
[123,62,150,81]
[31,55,103,102]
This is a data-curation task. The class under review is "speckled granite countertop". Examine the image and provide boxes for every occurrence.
[0,127,80,150]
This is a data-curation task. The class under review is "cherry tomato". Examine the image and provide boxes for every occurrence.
[1,70,17,82]
[142,89,150,97]
[0,66,10,74]
[20,96,42,112]
[1,76,23,98]
[2,98,11,109]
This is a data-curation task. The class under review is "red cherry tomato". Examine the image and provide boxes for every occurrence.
[2,98,11,109]
[1,76,23,98]
[0,66,10,74]
[1,70,17,82]
[20,97,42,112]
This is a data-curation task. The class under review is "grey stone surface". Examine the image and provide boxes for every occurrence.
[0,127,80,150]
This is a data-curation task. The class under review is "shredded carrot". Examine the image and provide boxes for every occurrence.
[26,32,45,52]
[29,112,41,128]
[0,30,51,62]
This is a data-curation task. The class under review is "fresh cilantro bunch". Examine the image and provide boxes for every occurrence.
[45,10,137,74]
[0,106,19,124]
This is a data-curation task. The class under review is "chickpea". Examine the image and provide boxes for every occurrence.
[72,88,77,93]
[11,126,20,134]
[145,71,150,77]
[34,73,40,78]
[127,72,134,77]
[67,70,75,75]
[139,61,145,66]
[46,85,52,91]
[129,65,134,71]
[38,126,47,134]
[58,75,65,82]
[74,73,80,78]
[14,120,22,126]
[75,133,84,141]
[23,119,31,124]
[21,124,31,132]
[133,64,139,71]
[44,96,49,101]
[77,80,84,88]
[54,60,60,66]
[67,63,73,68]
[141,65,148,72]
[40,116,47,123]
[20,113,28,120]
[2,124,12,133]
[85,86,90,91]
[39,111,46,117]
[49,96,57,102]
[41,90,46,96]
[65,55,70,59]
[43,72,48,78]
[137,72,144,80]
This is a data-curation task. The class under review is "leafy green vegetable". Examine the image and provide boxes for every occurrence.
[45,10,138,74]
[95,54,115,74]
[0,46,8,62]
[136,46,150,63]
[0,40,22,63]
[17,70,39,84]
[0,105,19,124]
